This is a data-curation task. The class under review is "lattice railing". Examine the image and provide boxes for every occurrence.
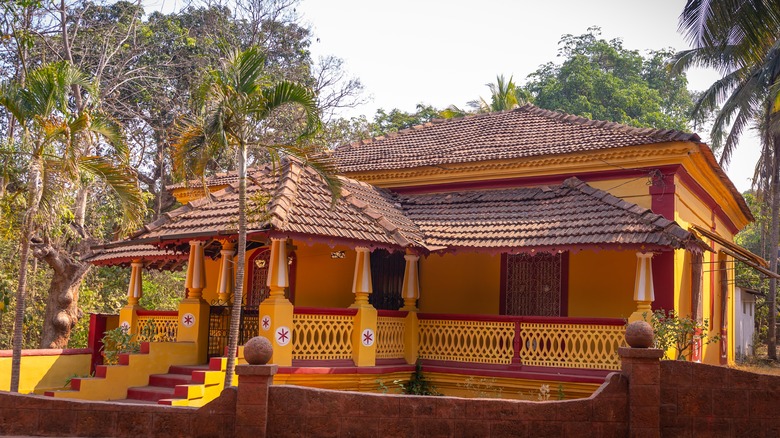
[418,318,515,364]
[376,316,406,359]
[518,321,625,370]
[292,312,354,360]
[136,312,178,343]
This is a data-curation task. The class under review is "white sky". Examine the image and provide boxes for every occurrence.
[295,0,760,192]
[142,0,761,192]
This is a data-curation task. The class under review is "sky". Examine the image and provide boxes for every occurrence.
[143,0,761,192]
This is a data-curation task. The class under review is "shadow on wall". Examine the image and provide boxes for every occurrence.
[0,349,92,394]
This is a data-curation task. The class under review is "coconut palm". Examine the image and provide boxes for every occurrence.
[0,61,145,392]
[441,74,530,119]
[172,46,334,387]
[673,0,780,358]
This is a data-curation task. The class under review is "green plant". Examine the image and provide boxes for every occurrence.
[458,376,502,398]
[100,325,140,365]
[557,384,565,400]
[648,309,720,360]
[388,361,441,396]
[64,372,93,388]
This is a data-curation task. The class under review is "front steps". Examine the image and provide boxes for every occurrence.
[124,358,226,406]
[45,341,200,401]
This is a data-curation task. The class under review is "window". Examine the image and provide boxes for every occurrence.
[501,252,568,316]
[369,249,405,310]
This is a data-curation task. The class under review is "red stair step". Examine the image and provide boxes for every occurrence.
[168,364,210,375]
[149,373,193,388]
[126,385,176,402]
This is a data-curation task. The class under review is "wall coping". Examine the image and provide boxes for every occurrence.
[0,348,92,358]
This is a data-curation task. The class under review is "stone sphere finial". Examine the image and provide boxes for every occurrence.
[625,320,654,348]
[244,336,274,364]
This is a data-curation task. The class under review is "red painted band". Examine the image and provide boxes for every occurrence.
[293,307,358,316]
[135,310,178,316]
[0,348,92,358]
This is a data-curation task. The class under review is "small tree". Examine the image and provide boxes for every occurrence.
[649,309,719,360]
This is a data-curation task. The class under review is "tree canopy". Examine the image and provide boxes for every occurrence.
[522,27,699,131]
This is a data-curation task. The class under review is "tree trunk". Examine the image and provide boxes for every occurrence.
[224,142,247,387]
[768,133,780,361]
[34,243,91,348]
[10,218,33,393]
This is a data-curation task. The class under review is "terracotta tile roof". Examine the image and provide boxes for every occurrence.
[397,177,698,251]
[84,245,187,270]
[331,104,701,173]
[166,171,240,190]
[126,159,426,249]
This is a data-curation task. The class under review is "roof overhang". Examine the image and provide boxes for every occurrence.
[690,224,779,279]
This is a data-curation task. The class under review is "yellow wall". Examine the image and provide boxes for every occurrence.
[293,243,356,308]
[418,252,501,315]
[0,351,92,394]
[568,251,636,318]
[587,177,652,210]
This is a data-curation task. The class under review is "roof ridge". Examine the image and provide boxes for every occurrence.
[341,186,413,248]
[267,160,302,230]
[521,105,701,143]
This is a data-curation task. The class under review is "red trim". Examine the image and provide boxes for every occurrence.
[377,310,409,318]
[135,310,178,317]
[651,251,675,312]
[499,253,508,314]
[391,167,668,195]
[0,348,92,358]
[676,168,740,235]
[88,314,109,373]
[650,168,676,221]
[293,307,358,316]
[417,312,624,326]
[418,361,610,384]
[709,242,716,329]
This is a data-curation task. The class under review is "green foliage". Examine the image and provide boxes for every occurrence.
[557,384,566,401]
[100,325,140,366]
[369,104,442,137]
[397,361,441,396]
[522,27,697,131]
[649,309,719,360]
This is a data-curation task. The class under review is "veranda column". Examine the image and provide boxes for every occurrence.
[258,238,294,366]
[177,240,210,362]
[119,259,144,336]
[400,252,420,365]
[217,241,236,304]
[628,252,655,323]
[350,246,377,367]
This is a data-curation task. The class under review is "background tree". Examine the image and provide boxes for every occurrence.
[0,61,143,391]
[674,0,780,359]
[523,27,699,131]
[172,46,333,387]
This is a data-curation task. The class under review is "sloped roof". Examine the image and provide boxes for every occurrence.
[399,177,697,251]
[85,245,188,270]
[331,104,701,173]
[126,159,426,249]
[92,161,700,267]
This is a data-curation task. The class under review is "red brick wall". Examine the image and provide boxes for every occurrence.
[660,361,780,437]
[266,373,629,437]
[0,387,236,437]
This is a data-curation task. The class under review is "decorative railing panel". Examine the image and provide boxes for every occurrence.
[292,310,354,361]
[136,311,178,343]
[207,306,260,358]
[376,316,406,359]
[418,317,515,364]
[518,320,625,370]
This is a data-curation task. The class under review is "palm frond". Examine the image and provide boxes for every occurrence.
[259,81,321,138]
[78,155,146,234]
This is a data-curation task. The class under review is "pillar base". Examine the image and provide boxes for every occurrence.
[258,297,294,366]
[119,304,143,337]
[176,298,210,363]
[352,305,377,367]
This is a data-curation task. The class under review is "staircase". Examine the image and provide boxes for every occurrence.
[123,357,226,406]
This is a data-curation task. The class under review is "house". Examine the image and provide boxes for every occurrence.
[62,104,772,403]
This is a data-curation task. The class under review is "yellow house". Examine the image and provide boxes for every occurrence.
[65,105,771,403]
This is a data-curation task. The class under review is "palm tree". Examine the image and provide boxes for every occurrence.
[0,61,144,392]
[442,74,530,118]
[173,46,335,387]
[674,0,780,359]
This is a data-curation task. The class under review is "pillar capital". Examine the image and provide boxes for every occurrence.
[351,246,373,308]
[266,238,289,299]
[401,251,420,311]
[185,240,207,299]
[127,259,144,307]
[629,252,655,323]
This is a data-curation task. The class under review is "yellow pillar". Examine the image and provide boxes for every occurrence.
[119,259,143,336]
[217,241,236,305]
[177,240,210,362]
[628,252,655,323]
[400,252,420,364]
[350,247,377,367]
[258,238,294,366]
